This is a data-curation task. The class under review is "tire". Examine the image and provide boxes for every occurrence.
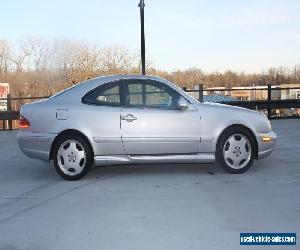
[53,134,93,181]
[216,126,256,174]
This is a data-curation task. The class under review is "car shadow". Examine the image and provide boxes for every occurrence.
[12,158,278,183]
[86,162,223,180]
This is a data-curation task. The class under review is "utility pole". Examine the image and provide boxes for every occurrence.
[138,0,146,75]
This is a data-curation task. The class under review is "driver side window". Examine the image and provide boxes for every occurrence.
[127,80,180,109]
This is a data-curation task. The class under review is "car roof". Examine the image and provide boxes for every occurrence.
[50,74,198,104]
[84,74,171,88]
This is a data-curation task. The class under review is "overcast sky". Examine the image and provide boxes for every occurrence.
[1,0,299,72]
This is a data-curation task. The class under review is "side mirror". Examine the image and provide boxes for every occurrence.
[177,98,189,110]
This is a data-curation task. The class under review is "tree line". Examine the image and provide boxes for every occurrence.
[1,38,300,98]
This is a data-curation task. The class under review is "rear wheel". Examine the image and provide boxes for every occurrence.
[216,126,256,174]
[53,134,93,180]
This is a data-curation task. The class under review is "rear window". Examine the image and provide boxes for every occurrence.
[82,82,121,106]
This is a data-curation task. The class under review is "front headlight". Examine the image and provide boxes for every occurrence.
[267,119,272,131]
[262,114,272,132]
[255,112,272,132]
[262,112,272,131]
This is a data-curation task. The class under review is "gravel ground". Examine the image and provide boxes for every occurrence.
[0,120,299,250]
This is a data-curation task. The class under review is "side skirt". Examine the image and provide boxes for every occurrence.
[94,153,215,166]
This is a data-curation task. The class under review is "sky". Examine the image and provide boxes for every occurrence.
[1,0,299,73]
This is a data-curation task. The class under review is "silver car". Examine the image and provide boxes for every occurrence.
[17,75,277,180]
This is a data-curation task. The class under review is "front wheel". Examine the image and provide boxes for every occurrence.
[53,134,93,180]
[216,127,256,174]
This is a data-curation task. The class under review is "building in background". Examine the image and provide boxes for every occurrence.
[0,83,9,111]
[202,85,295,101]
[280,84,300,100]
[230,86,281,101]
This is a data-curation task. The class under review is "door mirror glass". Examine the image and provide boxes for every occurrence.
[177,98,189,110]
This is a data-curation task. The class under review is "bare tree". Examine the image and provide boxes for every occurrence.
[0,37,299,98]
[0,39,11,82]
[21,37,50,72]
[101,46,138,75]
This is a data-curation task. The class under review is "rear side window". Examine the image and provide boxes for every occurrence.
[82,82,120,106]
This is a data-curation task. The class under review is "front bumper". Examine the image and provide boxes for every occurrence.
[17,131,56,162]
[256,131,277,160]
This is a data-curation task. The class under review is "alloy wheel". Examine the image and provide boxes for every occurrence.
[57,140,86,176]
[223,134,252,169]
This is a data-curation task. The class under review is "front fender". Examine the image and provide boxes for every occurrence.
[198,103,264,153]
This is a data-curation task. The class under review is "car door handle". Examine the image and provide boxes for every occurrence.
[121,114,137,122]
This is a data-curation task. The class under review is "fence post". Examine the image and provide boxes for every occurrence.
[192,84,203,102]
[198,84,203,102]
[267,84,272,119]
[7,94,12,130]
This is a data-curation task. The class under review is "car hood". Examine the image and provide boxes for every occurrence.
[199,101,260,115]
[194,101,272,133]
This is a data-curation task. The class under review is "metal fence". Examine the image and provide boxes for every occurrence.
[184,84,300,119]
[1,84,300,130]
[0,95,49,130]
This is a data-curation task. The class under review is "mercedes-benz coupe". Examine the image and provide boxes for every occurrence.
[17,75,277,180]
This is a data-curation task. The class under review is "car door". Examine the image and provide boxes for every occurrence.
[81,81,125,155]
[121,79,201,155]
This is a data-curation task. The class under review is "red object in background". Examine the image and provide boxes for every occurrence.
[0,87,5,97]
[0,83,10,111]
[0,83,9,98]
[19,116,30,129]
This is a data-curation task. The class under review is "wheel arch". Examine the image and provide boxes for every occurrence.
[49,129,94,161]
[215,124,258,159]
